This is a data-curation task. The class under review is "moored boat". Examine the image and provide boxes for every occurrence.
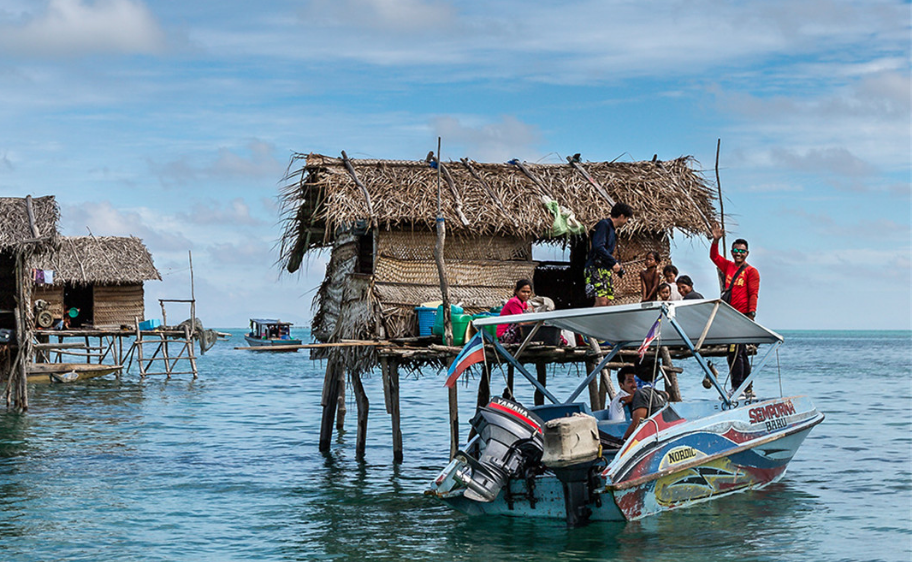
[26,362,122,384]
[244,319,301,349]
[427,299,824,524]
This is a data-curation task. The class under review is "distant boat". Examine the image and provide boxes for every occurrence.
[27,362,122,384]
[244,319,302,349]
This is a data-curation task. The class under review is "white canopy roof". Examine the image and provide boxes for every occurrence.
[473,299,782,346]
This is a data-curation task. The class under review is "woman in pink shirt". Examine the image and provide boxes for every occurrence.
[497,279,533,343]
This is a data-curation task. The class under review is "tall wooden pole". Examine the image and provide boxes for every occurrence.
[433,137,459,458]
[715,139,726,291]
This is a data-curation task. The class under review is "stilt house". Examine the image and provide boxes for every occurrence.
[279,153,718,375]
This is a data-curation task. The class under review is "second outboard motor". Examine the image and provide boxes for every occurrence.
[458,397,544,502]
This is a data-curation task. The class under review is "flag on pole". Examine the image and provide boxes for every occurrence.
[444,331,486,388]
[637,315,662,359]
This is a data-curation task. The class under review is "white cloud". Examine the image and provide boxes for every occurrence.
[431,115,542,162]
[149,139,285,187]
[178,198,263,227]
[0,0,166,57]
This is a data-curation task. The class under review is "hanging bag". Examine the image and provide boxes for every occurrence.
[720,264,748,304]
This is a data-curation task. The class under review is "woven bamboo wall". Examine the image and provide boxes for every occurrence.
[93,284,144,329]
[32,285,64,319]
[377,231,531,261]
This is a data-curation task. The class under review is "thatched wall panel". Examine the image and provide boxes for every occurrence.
[374,256,537,288]
[311,236,358,341]
[377,231,531,261]
[93,284,145,329]
[374,283,513,310]
[32,286,64,319]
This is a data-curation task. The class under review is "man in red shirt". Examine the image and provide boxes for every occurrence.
[710,227,760,396]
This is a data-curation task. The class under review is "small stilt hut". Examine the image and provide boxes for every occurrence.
[278,152,718,460]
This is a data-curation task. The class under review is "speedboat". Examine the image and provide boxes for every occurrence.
[244,319,301,349]
[427,299,824,525]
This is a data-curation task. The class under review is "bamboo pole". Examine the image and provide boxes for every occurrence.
[382,358,404,463]
[715,138,726,291]
[184,325,198,379]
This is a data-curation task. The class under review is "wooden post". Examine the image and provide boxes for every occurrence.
[184,325,198,379]
[660,346,682,402]
[161,331,172,379]
[336,371,347,430]
[534,362,547,406]
[476,362,491,408]
[318,357,341,452]
[449,380,459,459]
[382,358,403,464]
[352,371,369,460]
[506,364,514,398]
[135,317,145,376]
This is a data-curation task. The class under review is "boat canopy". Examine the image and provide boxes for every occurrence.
[250,319,294,326]
[472,299,782,347]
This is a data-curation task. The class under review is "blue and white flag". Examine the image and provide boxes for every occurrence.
[637,315,662,360]
[444,331,486,388]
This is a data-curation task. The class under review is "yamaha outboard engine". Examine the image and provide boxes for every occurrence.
[458,397,544,502]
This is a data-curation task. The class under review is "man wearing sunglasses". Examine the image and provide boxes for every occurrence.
[710,226,760,397]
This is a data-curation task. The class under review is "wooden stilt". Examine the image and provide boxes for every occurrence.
[319,358,341,452]
[352,371,369,460]
[449,383,459,459]
[336,371,347,430]
[476,362,491,408]
[660,346,682,401]
[506,364,515,398]
[535,362,547,406]
[382,358,404,463]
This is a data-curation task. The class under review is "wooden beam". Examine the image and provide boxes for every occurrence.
[510,160,551,198]
[437,161,470,226]
[566,157,615,207]
[340,150,375,222]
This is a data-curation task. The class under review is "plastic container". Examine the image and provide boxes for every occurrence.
[520,325,561,346]
[415,306,437,336]
[448,313,472,346]
[432,304,464,336]
[471,312,497,339]
[138,319,161,331]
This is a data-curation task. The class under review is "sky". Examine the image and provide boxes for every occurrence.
[0,0,909,330]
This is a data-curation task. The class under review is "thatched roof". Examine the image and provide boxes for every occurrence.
[279,153,718,272]
[0,196,59,250]
[27,236,161,285]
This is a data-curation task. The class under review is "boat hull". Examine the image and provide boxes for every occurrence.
[243,336,302,348]
[26,363,123,384]
[429,395,824,522]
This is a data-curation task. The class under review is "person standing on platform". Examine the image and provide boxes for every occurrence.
[710,226,760,397]
[639,251,662,302]
[585,202,634,307]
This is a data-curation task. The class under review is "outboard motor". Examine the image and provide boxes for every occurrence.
[457,397,544,502]
[541,413,602,527]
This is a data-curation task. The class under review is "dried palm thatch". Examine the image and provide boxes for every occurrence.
[26,236,161,285]
[278,153,718,272]
[0,196,59,250]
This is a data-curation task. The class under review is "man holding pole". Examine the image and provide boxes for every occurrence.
[710,226,760,397]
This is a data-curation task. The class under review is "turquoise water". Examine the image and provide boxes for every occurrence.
[0,330,909,561]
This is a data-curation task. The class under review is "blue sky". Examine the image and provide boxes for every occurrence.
[0,0,909,330]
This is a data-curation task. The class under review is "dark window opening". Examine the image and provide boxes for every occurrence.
[355,231,374,275]
[63,283,94,328]
[531,236,591,310]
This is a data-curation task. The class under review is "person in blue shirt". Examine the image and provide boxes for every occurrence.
[584,202,634,306]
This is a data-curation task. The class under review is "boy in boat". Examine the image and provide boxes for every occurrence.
[585,202,634,306]
[607,366,638,421]
[710,227,760,396]
[622,363,668,440]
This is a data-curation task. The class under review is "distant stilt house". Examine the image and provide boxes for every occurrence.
[27,236,161,330]
[278,152,719,460]
[0,196,165,409]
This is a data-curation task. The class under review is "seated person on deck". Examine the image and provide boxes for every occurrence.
[497,279,533,344]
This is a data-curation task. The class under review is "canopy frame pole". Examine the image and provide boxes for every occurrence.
[694,301,720,351]
[483,331,560,404]
[566,344,621,404]
[730,340,782,400]
[511,320,543,361]
[663,307,731,406]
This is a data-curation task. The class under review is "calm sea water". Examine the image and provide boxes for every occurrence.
[0,330,909,562]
